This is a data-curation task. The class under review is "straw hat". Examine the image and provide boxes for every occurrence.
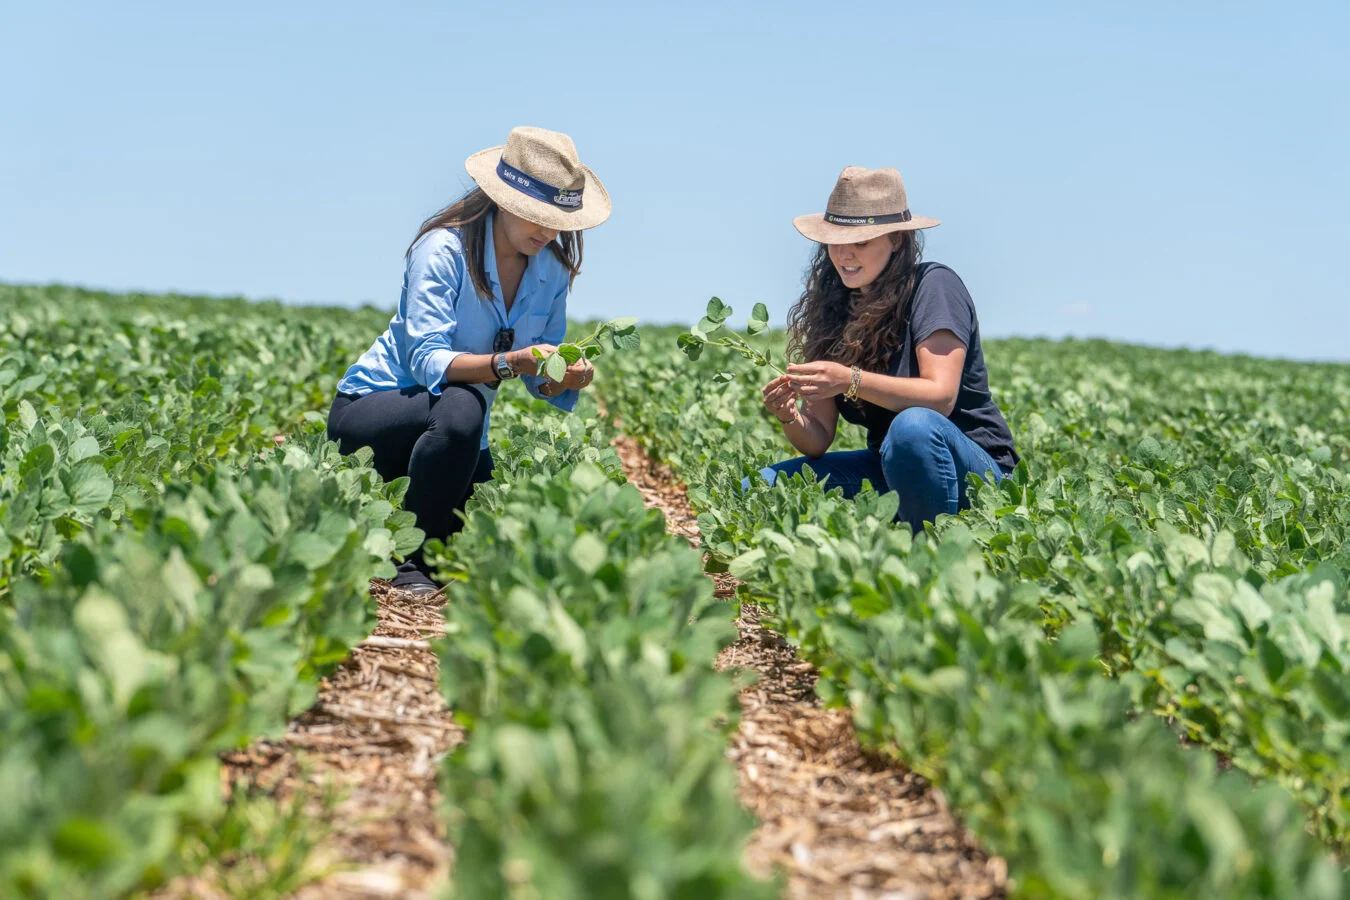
[465,127,611,232]
[793,166,940,244]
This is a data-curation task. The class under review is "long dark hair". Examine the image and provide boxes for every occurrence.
[406,188,583,298]
[785,231,924,370]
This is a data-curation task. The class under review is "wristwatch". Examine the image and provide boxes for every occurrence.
[493,352,518,381]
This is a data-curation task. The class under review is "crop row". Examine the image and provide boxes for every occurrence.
[0,285,391,593]
[427,394,776,898]
[0,433,412,897]
[1,287,410,896]
[599,325,1348,897]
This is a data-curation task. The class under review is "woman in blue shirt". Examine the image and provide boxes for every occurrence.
[329,127,611,594]
[756,166,1018,534]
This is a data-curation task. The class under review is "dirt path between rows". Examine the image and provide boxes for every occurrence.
[611,434,1006,900]
[160,582,459,900]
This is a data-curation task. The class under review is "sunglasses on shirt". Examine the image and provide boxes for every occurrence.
[493,328,515,354]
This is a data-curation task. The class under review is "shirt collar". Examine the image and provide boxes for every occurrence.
[483,212,551,292]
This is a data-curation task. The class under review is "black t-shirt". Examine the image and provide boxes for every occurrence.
[834,262,1019,472]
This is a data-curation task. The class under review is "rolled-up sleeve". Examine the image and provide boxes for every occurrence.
[523,282,580,413]
[403,238,466,394]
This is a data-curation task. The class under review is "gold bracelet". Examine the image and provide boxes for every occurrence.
[845,366,862,401]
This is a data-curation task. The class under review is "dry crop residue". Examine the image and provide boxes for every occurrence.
[162,582,460,899]
[612,433,1007,900]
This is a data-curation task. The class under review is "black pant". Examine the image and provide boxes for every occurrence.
[327,385,494,583]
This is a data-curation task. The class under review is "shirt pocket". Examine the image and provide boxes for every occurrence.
[514,312,553,346]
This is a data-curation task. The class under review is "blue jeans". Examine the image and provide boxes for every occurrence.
[752,407,1007,533]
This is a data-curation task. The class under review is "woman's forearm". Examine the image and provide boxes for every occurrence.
[858,371,957,416]
[442,353,499,385]
[780,407,833,458]
[442,349,541,386]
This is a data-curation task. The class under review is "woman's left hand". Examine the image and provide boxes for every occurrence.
[541,359,594,396]
[786,361,851,399]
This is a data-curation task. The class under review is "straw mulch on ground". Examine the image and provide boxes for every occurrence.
[159,581,459,900]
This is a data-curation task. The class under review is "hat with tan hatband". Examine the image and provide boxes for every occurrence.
[793,166,940,244]
[465,126,611,232]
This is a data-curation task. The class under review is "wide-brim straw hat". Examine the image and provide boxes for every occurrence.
[465,126,611,232]
[793,166,939,244]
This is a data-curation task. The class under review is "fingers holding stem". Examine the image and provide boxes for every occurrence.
[762,375,804,426]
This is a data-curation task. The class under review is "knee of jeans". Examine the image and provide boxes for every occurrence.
[880,407,945,463]
[741,466,780,494]
[428,391,487,445]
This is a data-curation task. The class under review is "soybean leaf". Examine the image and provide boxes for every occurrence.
[544,352,568,383]
[610,328,641,352]
[677,333,704,361]
[705,297,731,324]
[66,461,115,519]
[747,302,770,335]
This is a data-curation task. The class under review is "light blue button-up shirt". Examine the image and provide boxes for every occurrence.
[337,214,579,449]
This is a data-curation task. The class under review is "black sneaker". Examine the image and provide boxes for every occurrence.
[390,559,442,597]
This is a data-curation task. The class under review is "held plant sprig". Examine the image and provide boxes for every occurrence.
[532,318,641,382]
[677,298,783,384]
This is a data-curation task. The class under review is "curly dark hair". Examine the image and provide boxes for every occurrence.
[785,231,924,370]
[406,188,582,299]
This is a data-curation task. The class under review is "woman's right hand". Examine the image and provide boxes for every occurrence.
[507,344,557,376]
[762,375,802,426]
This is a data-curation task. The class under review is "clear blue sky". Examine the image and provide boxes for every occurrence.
[3,1,1347,361]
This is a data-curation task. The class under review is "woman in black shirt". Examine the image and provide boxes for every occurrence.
[757,166,1018,533]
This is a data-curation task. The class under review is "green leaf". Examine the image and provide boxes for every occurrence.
[557,343,583,364]
[53,816,123,867]
[705,296,731,324]
[66,461,115,518]
[610,328,641,351]
[608,316,639,330]
[73,588,152,710]
[1231,582,1272,630]
[570,461,607,493]
[290,532,340,570]
[21,442,55,477]
[68,435,101,462]
[17,399,38,431]
[1305,581,1343,650]
[393,525,425,556]
[677,333,704,361]
[544,352,568,383]
[1310,668,1350,718]
[747,302,770,334]
[729,548,767,579]
[364,527,396,559]
[1183,788,1248,872]
[569,532,607,576]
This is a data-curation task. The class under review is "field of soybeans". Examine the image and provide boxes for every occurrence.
[2,283,1348,899]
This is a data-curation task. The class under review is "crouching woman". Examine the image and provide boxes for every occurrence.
[756,166,1018,533]
[328,127,610,593]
